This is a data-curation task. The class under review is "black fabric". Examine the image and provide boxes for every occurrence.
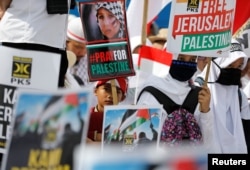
[137,86,179,114]
[2,42,68,87]
[47,0,68,14]
[238,88,242,112]
[216,68,241,86]
[137,86,201,114]
[182,86,201,113]
[70,0,76,9]
[242,119,250,153]
[169,60,197,82]
[73,75,84,86]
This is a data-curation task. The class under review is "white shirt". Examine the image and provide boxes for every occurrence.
[0,0,69,49]
[197,52,249,153]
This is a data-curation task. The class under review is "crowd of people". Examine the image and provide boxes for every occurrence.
[0,0,250,169]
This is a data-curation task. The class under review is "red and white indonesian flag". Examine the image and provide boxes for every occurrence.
[127,0,172,38]
[138,45,172,78]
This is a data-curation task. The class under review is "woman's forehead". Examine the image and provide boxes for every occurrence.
[177,54,197,60]
[97,7,112,15]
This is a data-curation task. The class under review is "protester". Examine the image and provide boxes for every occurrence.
[87,77,128,142]
[66,17,90,85]
[95,1,125,40]
[196,39,250,153]
[136,123,158,150]
[64,51,82,89]
[137,53,213,150]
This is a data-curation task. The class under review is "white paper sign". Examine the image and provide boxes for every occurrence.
[167,0,236,57]
[0,45,61,90]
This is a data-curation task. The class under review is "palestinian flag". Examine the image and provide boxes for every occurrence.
[39,93,79,126]
[119,109,151,133]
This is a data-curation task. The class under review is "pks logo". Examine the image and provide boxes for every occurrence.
[11,56,32,85]
[123,135,134,146]
[187,0,200,12]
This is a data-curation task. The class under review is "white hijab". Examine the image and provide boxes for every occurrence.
[140,70,192,105]
[197,40,248,153]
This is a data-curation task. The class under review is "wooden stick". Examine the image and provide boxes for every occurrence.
[203,57,212,87]
[111,79,118,105]
[134,0,149,105]
[141,0,149,46]
[199,57,211,112]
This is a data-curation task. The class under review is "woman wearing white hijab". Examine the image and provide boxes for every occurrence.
[137,53,213,150]
[197,39,250,153]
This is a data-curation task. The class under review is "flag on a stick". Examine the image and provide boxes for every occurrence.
[138,45,172,78]
[119,109,151,133]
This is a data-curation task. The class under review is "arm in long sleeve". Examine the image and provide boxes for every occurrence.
[195,105,214,152]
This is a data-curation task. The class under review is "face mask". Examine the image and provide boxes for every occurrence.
[169,60,197,82]
[212,60,242,86]
[216,68,241,86]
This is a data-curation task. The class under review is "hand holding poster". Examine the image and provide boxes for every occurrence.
[167,0,236,58]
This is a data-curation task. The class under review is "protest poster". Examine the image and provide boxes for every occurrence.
[0,45,61,90]
[78,0,135,81]
[101,105,163,153]
[0,45,61,159]
[1,88,92,170]
[0,45,61,163]
[167,0,236,57]
[0,84,16,156]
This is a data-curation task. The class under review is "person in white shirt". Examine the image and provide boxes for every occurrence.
[197,39,250,153]
[66,17,90,86]
[137,53,213,151]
